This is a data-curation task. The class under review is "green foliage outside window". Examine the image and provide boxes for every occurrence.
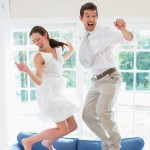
[13,32,27,45]
[14,51,27,63]
[21,90,28,102]
[49,31,60,40]
[136,31,150,49]
[30,90,36,101]
[121,72,133,90]
[20,72,28,88]
[30,79,35,88]
[119,52,134,70]
[120,43,134,49]
[136,73,150,90]
[63,52,76,68]
[62,31,74,42]
[29,51,37,69]
[136,52,150,70]
[16,90,28,102]
[63,71,76,88]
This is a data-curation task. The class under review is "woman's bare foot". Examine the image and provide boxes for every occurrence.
[22,138,32,150]
[41,140,56,150]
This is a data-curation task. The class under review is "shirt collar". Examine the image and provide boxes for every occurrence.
[88,24,101,36]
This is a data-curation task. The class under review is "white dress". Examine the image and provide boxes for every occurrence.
[33,48,80,122]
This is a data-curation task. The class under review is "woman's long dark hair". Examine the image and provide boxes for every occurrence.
[29,26,67,51]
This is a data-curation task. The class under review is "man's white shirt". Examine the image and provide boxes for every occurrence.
[79,24,128,75]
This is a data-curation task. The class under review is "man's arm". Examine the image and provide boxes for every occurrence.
[114,19,133,41]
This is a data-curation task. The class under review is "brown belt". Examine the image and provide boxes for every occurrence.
[92,68,116,81]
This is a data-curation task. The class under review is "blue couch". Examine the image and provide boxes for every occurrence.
[9,132,145,150]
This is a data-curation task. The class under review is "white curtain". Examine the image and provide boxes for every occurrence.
[0,0,17,148]
[0,0,8,149]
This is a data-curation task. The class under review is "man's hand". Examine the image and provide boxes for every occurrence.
[114,19,126,32]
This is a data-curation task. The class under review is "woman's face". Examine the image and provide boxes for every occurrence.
[31,32,48,50]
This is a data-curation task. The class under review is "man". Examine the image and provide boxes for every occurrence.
[79,2,133,150]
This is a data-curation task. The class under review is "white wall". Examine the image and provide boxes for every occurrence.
[10,0,150,19]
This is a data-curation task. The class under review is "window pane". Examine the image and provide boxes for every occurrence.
[30,90,36,101]
[14,51,27,63]
[15,74,22,88]
[16,90,28,102]
[29,51,36,69]
[29,38,34,45]
[13,32,27,45]
[136,52,150,70]
[15,73,28,89]
[63,71,76,88]
[136,31,150,49]
[19,72,28,88]
[62,31,73,42]
[49,31,60,40]
[30,79,35,88]
[121,72,134,90]
[63,52,76,68]
[120,43,134,49]
[119,52,134,70]
[136,73,150,90]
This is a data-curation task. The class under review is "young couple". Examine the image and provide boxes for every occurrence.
[16,2,133,150]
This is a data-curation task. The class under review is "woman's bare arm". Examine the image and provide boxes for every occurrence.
[15,53,44,85]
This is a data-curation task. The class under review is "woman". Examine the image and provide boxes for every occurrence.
[15,26,80,150]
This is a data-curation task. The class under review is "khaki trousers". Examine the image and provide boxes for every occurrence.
[82,70,122,150]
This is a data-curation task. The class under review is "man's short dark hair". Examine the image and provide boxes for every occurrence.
[80,2,98,17]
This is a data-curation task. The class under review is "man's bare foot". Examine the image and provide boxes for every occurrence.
[41,140,56,150]
[22,138,32,150]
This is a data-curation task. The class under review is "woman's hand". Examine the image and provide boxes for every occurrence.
[15,62,42,85]
[67,41,74,53]
[15,62,30,73]
[63,41,74,61]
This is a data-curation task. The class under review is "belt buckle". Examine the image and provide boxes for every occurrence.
[99,74,103,79]
[92,75,97,81]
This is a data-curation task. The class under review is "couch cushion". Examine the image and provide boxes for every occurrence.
[77,137,144,150]
[17,132,78,150]
[77,139,102,150]
[53,137,78,150]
